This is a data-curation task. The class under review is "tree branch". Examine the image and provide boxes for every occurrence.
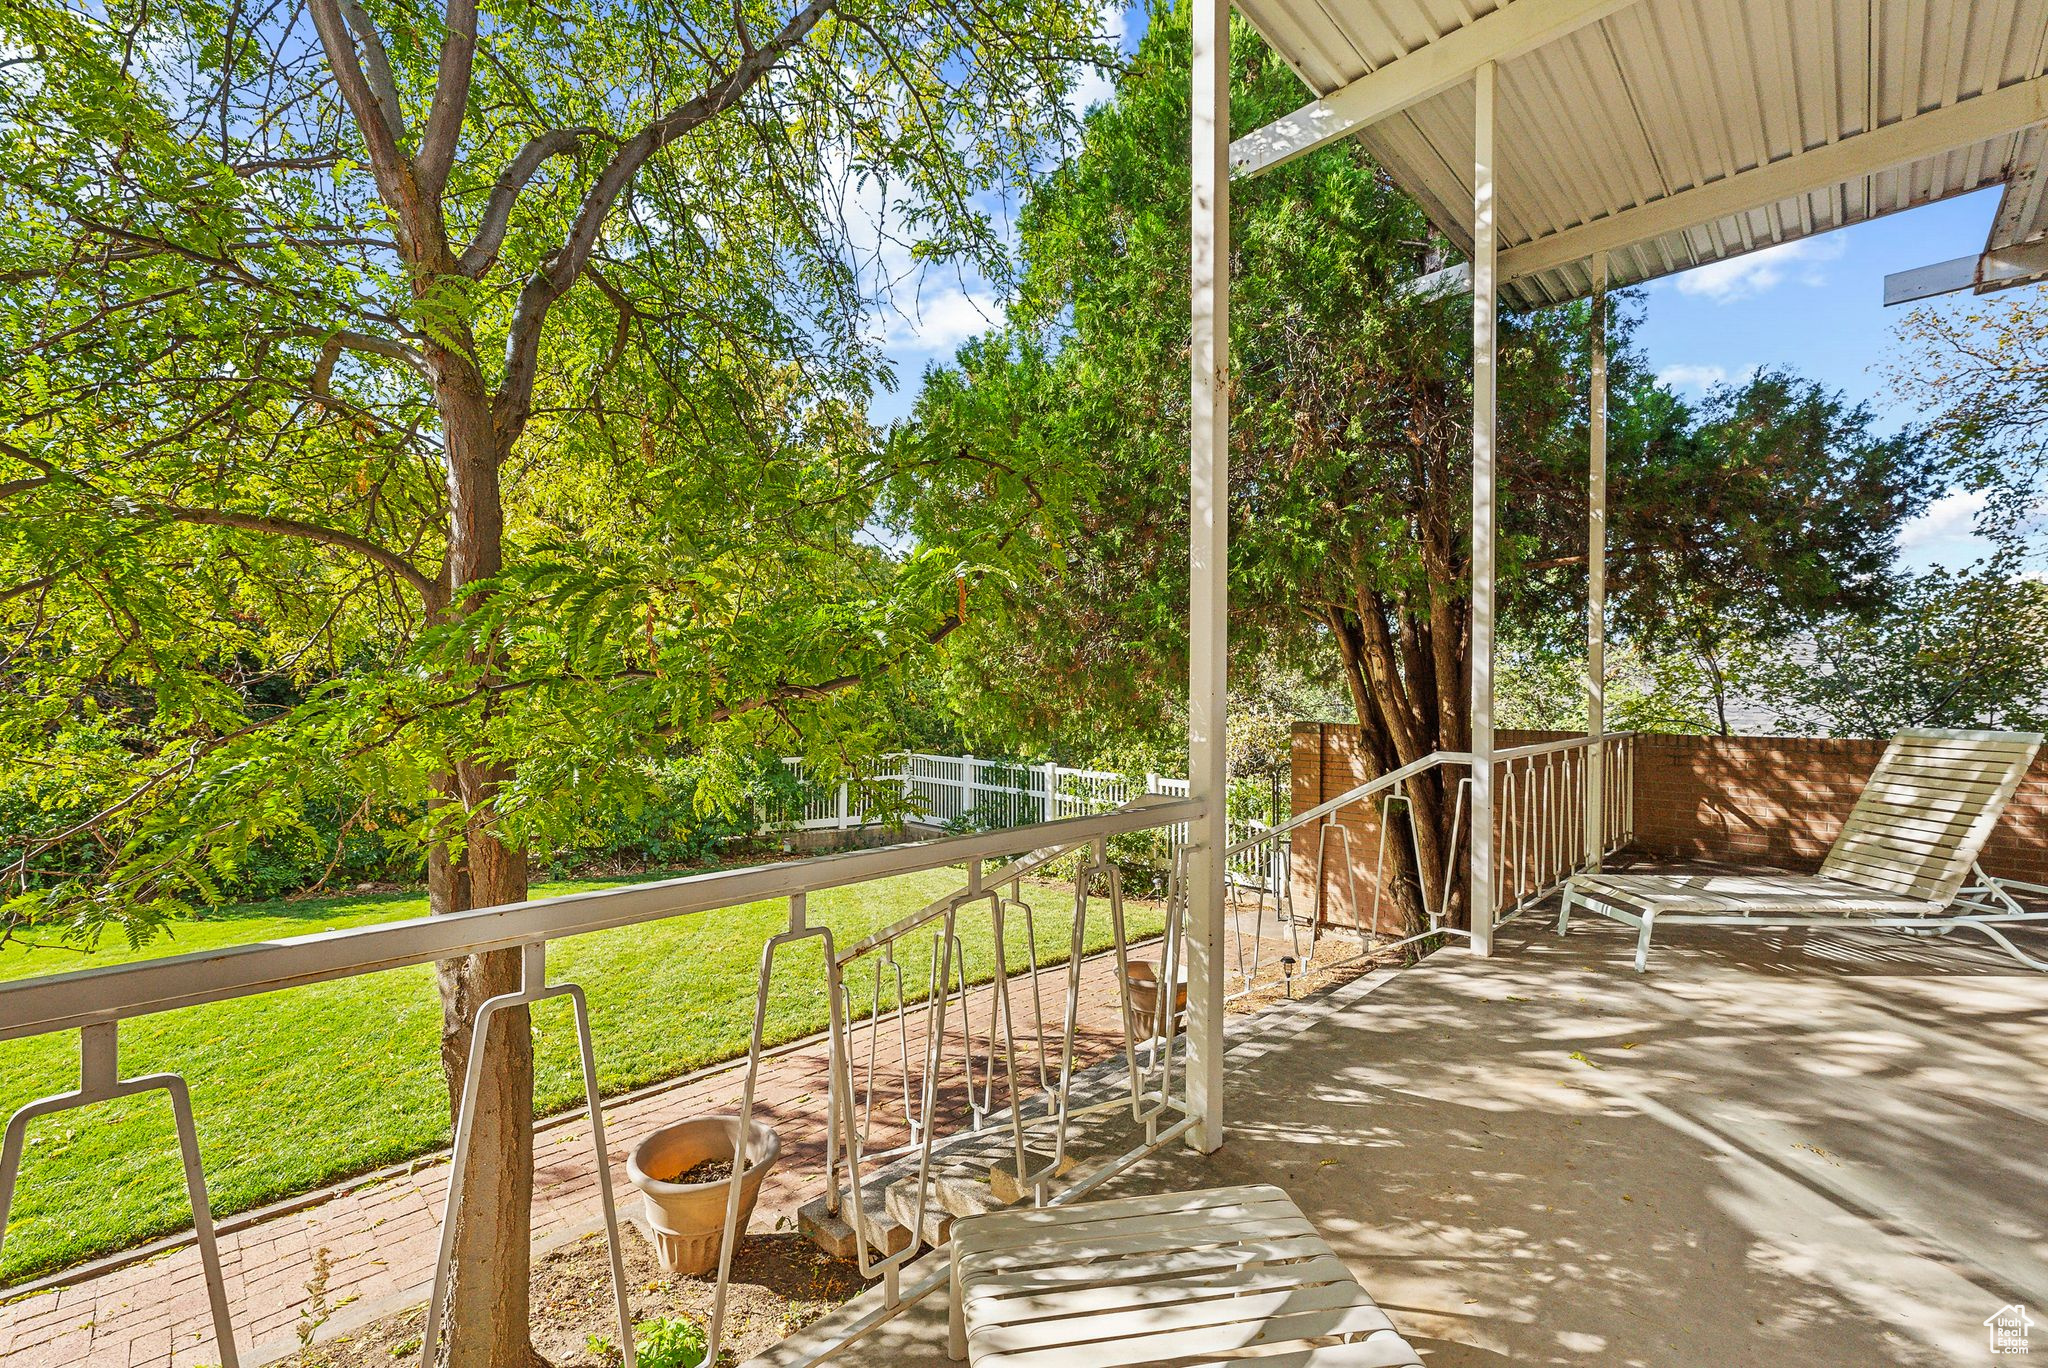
[1523,553,1589,572]
[309,328,430,398]
[494,0,837,432]
[336,0,408,143]
[0,575,56,604]
[306,0,417,248]
[581,262,636,395]
[456,128,595,277]
[415,0,480,197]
[151,505,437,597]
[706,621,963,726]
[0,440,61,501]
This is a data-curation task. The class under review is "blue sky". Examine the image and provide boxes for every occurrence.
[1631,187,2009,573]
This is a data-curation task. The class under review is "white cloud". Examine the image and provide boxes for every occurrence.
[1657,362,1729,392]
[1063,0,1128,119]
[885,285,1005,353]
[1897,488,1989,550]
[1671,236,1847,304]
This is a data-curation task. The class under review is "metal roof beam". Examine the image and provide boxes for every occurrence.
[1979,238,2048,292]
[1986,127,2048,250]
[1883,253,1978,305]
[1229,0,1641,179]
[1403,261,1473,298]
[1501,75,2048,282]
[1884,240,2048,304]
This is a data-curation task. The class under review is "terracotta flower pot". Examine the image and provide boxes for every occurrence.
[626,1116,782,1276]
[1125,959,1187,1039]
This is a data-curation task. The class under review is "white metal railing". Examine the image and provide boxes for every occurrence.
[1218,734,1640,993]
[1484,732,1637,920]
[771,807,1199,1364]
[0,796,1205,1368]
[777,752,1283,892]
[1220,750,1477,997]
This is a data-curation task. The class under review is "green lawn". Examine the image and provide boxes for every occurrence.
[0,866,1155,1284]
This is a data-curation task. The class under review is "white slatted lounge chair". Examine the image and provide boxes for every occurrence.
[1560,728,2048,971]
[947,1184,1423,1367]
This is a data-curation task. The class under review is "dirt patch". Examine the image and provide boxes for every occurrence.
[1223,940,1401,1016]
[278,1229,870,1367]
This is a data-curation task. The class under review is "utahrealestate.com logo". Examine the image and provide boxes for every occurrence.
[1987,1304,2035,1354]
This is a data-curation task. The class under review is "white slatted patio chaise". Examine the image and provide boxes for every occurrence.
[1560,728,2047,971]
[948,1184,1423,1367]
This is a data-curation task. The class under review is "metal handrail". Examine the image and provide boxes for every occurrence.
[1233,737,1635,860]
[1494,730,1638,761]
[1224,749,1475,859]
[1218,734,1641,984]
[0,797,1206,1044]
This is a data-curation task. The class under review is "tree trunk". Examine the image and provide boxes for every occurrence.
[430,819,538,1368]
[1326,580,1469,945]
[426,368,544,1368]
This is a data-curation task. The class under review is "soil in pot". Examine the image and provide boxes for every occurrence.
[666,1157,733,1185]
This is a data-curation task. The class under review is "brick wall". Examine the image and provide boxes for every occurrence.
[1628,732,2048,886]
[1291,724,2048,899]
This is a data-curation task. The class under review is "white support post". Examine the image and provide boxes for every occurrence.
[1468,60,1497,958]
[1583,252,1608,870]
[1042,761,1058,821]
[1186,0,1230,1154]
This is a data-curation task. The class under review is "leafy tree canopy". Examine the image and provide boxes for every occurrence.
[0,0,1109,944]
[1754,557,2048,736]
[1890,292,2048,564]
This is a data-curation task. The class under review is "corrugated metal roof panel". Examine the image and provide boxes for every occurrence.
[1233,0,2048,303]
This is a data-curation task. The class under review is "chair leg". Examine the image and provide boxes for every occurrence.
[948,1247,967,1361]
[1967,922,2048,972]
[1557,890,1575,936]
[1634,912,1655,973]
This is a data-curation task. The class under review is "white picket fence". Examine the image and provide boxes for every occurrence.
[776,753,1280,890]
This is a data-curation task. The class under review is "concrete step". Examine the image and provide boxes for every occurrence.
[989,1150,1079,1205]
[796,1189,912,1261]
[885,1166,1012,1245]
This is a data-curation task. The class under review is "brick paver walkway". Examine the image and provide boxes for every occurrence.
[0,944,1161,1368]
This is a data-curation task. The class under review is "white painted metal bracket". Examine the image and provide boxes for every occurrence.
[0,1022,241,1368]
[419,942,635,1368]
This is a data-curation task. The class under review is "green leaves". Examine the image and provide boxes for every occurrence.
[0,0,1121,942]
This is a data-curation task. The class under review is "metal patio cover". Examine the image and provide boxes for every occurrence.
[1228,0,2048,305]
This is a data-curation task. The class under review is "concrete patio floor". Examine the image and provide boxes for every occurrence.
[825,907,2048,1366]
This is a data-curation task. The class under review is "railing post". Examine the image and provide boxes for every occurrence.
[1186,0,1230,1155]
[1042,761,1058,821]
